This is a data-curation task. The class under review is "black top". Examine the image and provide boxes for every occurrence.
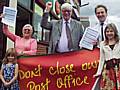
[109,44,115,50]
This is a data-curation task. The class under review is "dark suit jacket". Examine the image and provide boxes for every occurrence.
[41,12,84,54]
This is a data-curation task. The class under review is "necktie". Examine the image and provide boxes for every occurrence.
[101,23,104,41]
[65,22,73,50]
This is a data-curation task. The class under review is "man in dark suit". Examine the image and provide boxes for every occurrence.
[41,2,84,54]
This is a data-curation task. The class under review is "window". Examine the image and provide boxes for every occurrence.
[33,3,43,42]
[18,0,31,10]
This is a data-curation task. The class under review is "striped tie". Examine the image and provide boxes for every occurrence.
[65,22,73,50]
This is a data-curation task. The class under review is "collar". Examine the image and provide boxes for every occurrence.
[98,17,109,26]
[63,18,71,24]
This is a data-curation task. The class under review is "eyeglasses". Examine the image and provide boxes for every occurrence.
[24,29,31,32]
[62,10,71,12]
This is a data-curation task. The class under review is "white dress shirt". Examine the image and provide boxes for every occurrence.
[91,17,119,47]
[93,18,108,42]
[57,19,71,52]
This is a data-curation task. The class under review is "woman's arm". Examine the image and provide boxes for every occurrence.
[3,24,17,42]
[94,42,105,77]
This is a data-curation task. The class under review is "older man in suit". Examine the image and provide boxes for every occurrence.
[41,2,84,54]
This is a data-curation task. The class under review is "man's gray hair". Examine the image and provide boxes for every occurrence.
[61,3,73,10]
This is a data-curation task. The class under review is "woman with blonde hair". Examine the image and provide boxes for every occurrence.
[3,24,37,56]
[0,48,20,90]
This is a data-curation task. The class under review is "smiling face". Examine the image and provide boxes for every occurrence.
[22,24,33,39]
[61,3,72,21]
[95,7,107,23]
[104,23,119,41]
[5,48,17,64]
[105,28,115,40]
[7,54,15,62]
[62,9,72,21]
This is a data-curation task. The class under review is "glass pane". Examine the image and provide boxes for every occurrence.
[43,29,50,42]
[18,0,31,9]
[33,3,43,41]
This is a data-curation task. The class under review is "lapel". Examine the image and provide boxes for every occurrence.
[104,44,111,50]
[58,20,62,35]
[113,42,119,50]
[70,19,74,32]
[104,42,119,51]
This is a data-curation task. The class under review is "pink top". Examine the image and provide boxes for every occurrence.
[3,29,37,55]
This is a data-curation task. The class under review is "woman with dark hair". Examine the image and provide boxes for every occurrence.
[92,23,120,90]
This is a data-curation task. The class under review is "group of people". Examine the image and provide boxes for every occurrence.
[42,3,120,89]
[0,2,120,90]
[92,4,120,90]
[0,12,38,89]
[41,2,84,54]
[0,15,37,89]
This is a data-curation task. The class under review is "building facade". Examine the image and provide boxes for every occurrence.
[0,0,90,59]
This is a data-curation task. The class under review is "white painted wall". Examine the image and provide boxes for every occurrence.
[6,0,17,50]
